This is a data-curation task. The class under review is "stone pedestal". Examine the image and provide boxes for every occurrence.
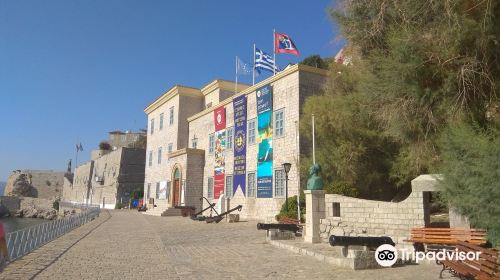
[304,190,326,243]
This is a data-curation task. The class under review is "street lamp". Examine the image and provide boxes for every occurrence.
[282,163,292,213]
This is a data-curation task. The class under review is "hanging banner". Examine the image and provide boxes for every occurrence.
[233,95,247,196]
[256,85,273,198]
[214,106,226,199]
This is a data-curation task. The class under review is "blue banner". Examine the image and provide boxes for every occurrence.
[256,85,273,198]
[233,95,247,196]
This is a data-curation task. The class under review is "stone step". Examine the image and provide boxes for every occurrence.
[161,208,183,216]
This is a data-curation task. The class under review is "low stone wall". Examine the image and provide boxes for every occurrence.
[320,192,428,246]
[315,175,447,249]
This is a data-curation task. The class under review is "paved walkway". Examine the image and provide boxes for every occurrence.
[0,211,452,279]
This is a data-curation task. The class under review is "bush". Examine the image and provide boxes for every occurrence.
[115,202,124,209]
[325,181,359,197]
[53,199,60,210]
[439,124,500,246]
[99,141,112,150]
[275,194,305,223]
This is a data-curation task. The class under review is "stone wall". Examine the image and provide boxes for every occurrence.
[4,170,65,199]
[316,175,447,248]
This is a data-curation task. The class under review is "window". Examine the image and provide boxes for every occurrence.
[121,135,126,142]
[146,183,151,198]
[225,175,233,197]
[247,172,256,197]
[150,118,155,135]
[331,202,341,217]
[157,147,162,164]
[208,133,215,154]
[168,143,173,153]
[274,109,285,137]
[227,127,234,151]
[274,169,285,197]
[207,177,214,198]
[192,136,198,149]
[155,182,160,199]
[148,151,153,167]
[248,119,256,145]
[169,106,174,125]
[159,113,164,130]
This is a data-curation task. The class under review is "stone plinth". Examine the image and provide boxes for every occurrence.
[304,190,326,243]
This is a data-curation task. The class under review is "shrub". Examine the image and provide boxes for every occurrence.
[115,202,124,209]
[439,124,500,246]
[325,181,359,197]
[52,199,60,210]
[99,141,112,150]
[275,193,305,223]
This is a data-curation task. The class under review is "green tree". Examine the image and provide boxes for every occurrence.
[301,1,499,203]
[439,124,500,245]
[99,141,112,150]
[300,55,329,69]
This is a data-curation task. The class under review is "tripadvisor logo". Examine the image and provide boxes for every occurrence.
[374,244,482,267]
[375,244,398,267]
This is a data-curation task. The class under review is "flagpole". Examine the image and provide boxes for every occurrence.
[273,29,276,76]
[252,43,256,85]
[235,56,238,94]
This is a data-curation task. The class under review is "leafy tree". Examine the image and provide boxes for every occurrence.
[300,55,329,69]
[301,1,499,204]
[99,141,112,150]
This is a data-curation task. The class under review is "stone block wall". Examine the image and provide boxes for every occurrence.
[320,192,428,247]
[4,170,65,199]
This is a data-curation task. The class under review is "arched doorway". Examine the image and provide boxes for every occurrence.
[172,167,181,207]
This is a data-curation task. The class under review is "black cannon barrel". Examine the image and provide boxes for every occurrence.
[329,235,395,248]
[257,223,301,233]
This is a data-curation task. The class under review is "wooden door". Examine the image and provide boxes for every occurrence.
[173,179,180,206]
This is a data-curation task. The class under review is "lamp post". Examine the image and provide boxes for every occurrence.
[282,163,292,213]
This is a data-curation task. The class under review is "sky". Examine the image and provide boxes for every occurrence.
[0,0,343,182]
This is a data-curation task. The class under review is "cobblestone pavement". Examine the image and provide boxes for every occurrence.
[0,210,453,279]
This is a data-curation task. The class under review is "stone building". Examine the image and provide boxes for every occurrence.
[63,147,145,209]
[4,170,66,200]
[106,130,146,150]
[143,64,327,220]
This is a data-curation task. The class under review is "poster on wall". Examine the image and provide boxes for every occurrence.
[256,85,273,198]
[159,181,167,199]
[233,95,247,196]
[214,106,226,199]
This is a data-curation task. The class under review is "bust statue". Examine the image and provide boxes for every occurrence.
[306,164,324,190]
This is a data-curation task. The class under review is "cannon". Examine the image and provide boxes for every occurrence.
[328,235,395,249]
[205,205,243,223]
[256,223,301,233]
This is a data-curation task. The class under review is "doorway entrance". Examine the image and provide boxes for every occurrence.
[172,168,181,207]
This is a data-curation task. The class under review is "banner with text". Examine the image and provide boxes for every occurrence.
[233,95,247,196]
[256,85,273,198]
[214,106,226,199]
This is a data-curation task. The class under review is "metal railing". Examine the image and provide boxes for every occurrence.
[5,206,100,262]
[59,201,101,209]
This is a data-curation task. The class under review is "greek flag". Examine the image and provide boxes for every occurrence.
[255,48,279,74]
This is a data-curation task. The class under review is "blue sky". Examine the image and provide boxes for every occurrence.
[0,0,343,182]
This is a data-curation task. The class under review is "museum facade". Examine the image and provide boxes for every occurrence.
[143,64,327,221]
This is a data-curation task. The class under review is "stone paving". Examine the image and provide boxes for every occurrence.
[0,210,454,279]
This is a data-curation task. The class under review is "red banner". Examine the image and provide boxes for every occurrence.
[213,106,226,199]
